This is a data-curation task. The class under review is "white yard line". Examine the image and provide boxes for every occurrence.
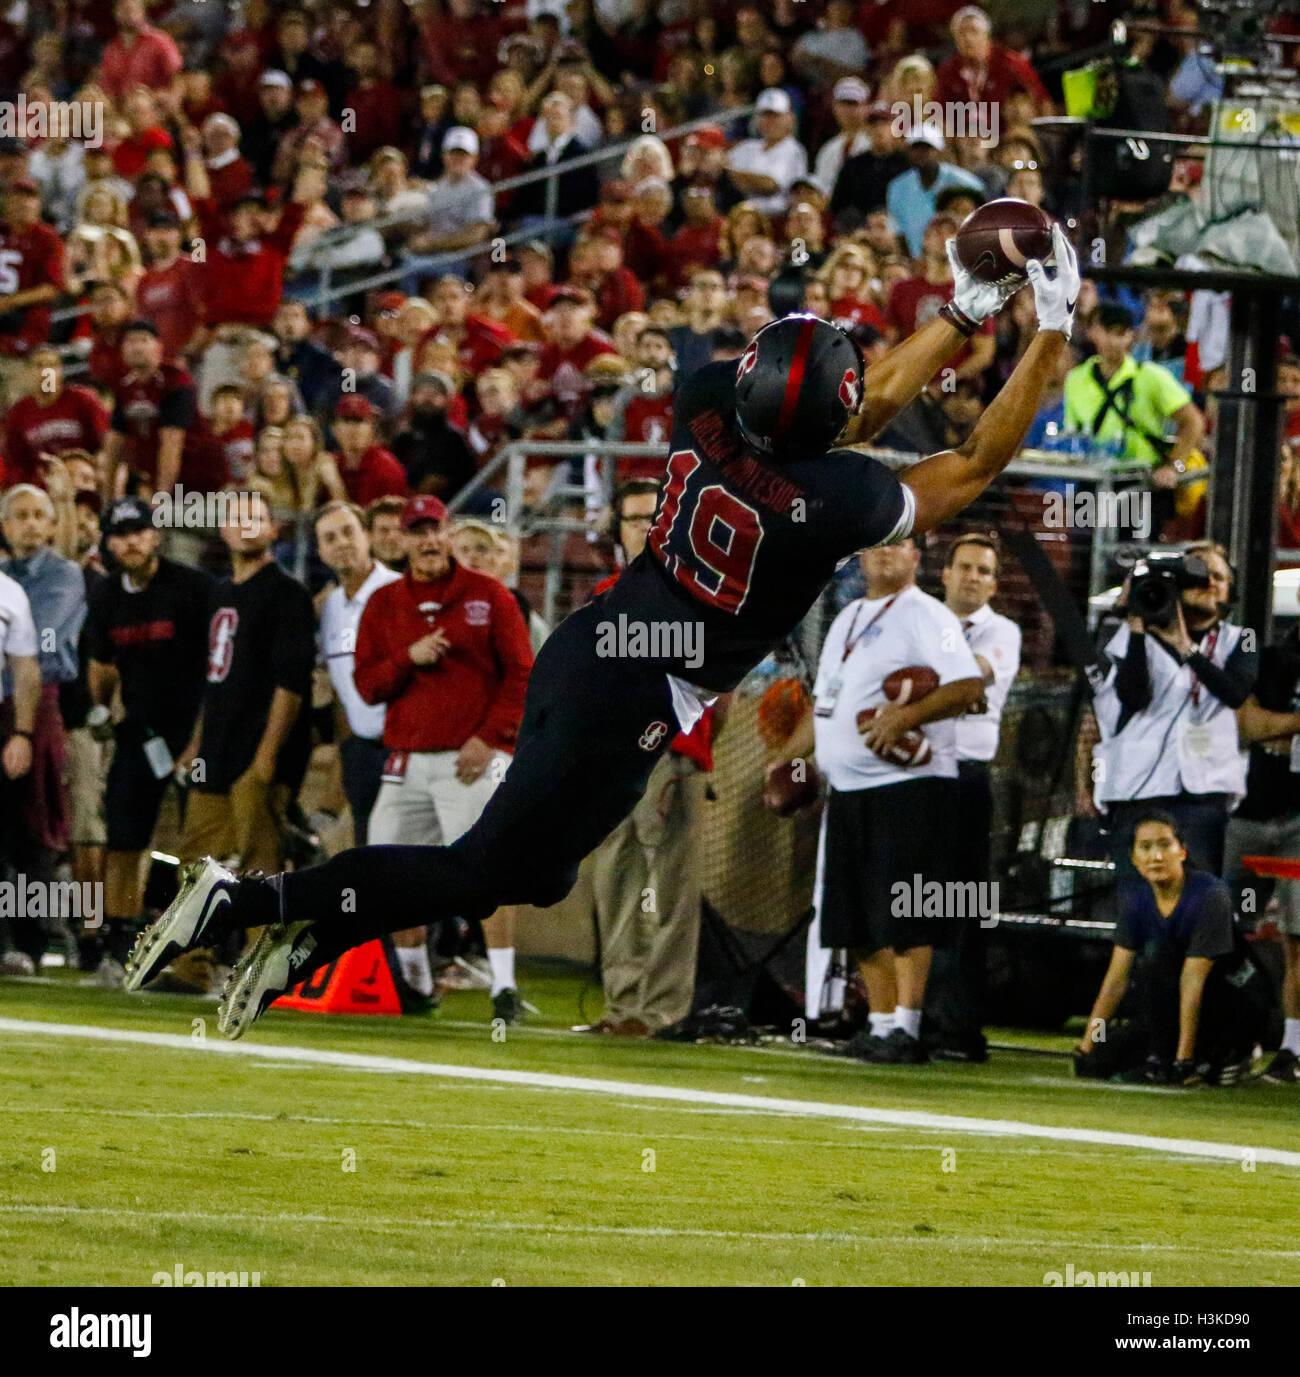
[1,1015,1297,1169]
[2,1202,1300,1261]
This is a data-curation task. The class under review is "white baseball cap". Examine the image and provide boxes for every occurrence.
[908,121,946,151]
[259,69,292,90]
[442,126,480,156]
[833,77,869,104]
[755,87,792,115]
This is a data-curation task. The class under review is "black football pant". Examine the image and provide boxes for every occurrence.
[237,599,680,977]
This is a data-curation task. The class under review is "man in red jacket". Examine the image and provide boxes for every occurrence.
[331,396,408,505]
[183,151,314,331]
[354,494,534,1020]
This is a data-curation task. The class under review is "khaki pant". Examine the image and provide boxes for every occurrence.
[587,751,704,1030]
[179,769,289,872]
[64,726,109,847]
[368,748,508,848]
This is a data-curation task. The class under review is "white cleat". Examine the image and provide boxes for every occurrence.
[217,920,318,1040]
[123,858,237,993]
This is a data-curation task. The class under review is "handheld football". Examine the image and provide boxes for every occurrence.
[954,198,1053,287]
[882,665,940,704]
[763,757,822,816]
[856,663,940,766]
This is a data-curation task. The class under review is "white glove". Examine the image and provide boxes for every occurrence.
[945,238,1021,325]
[1026,224,1081,336]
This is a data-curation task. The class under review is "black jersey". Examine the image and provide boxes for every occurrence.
[603,359,915,692]
[82,557,212,747]
[198,561,315,794]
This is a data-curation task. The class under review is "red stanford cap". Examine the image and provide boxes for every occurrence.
[335,395,375,420]
[400,494,449,529]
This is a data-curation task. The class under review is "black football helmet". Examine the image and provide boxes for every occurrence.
[734,313,863,459]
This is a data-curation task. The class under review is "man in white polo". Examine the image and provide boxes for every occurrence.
[0,565,40,973]
[789,537,984,1061]
[315,500,401,847]
[812,76,873,196]
[727,88,809,217]
[930,532,1021,1060]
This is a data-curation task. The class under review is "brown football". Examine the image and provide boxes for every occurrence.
[763,757,822,816]
[882,664,940,704]
[954,198,1053,287]
[855,664,940,766]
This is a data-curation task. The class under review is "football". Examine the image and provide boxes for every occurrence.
[856,663,941,766]
[763,757,823,815]
[953,198,1054,287]
[882,664,940,704]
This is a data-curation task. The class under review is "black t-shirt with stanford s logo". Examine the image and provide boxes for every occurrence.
[197,561,315,793]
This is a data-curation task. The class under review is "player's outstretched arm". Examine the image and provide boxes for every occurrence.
[902,227,1079,537]
[843,240,1018,445]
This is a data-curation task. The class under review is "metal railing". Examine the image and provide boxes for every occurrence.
[48,102,759,342]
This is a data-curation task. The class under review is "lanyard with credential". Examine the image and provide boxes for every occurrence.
[816,595,898,716]
[840,595,899,662]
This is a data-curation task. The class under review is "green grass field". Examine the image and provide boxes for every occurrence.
[2,966,1298,1287]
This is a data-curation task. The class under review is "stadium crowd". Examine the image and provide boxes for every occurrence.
[2,0,1300,1081]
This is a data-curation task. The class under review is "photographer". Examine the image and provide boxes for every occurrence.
[1092,542,1255,876]
[1074,811,1249,1085]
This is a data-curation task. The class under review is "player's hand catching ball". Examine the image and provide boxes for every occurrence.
[455,735,495,784]
[1025,224,1080,337]
[944,238,1021,324]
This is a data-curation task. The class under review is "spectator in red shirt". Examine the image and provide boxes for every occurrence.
[518,238,559,310]
[99,0,183,103]
[101,319,199,495]
[821,242,888,335]
[4,346,110,488]
[82,280,133,392]
[183,382,255,492]
[200,113,255,212]
[670,184,725,275]
[136,211,205,363]
[342,39,403,163]
[934,6,1052,123]
[0,179,65,403]
[612,325,676,474]
[537,286,617,421]
[110,86,176,180]
[417,275,516,379]
[183,150,315,331]
[885,214,994,379]
[580,227,646,333]
[353,490,531,1011]
[331,396,408,506]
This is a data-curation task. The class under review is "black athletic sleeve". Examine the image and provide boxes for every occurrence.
[158,382,198,431]
[1186,633,1258,710]
[1187,880,1235,960]
[834,451,916,551]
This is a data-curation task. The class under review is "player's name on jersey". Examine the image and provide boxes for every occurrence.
[150,486,267,534]
[595,612,705,669]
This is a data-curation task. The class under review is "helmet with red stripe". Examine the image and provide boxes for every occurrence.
[734,313,864,459]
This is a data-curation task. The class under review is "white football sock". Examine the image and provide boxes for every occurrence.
[868,1012,895,1037]
[488,946,516,996]
[1283,1018,1300,1055]
[894,1005,922,1041]
[397,946,433,996]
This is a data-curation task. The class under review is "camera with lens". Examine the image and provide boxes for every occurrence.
[1122,551,1211,629]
